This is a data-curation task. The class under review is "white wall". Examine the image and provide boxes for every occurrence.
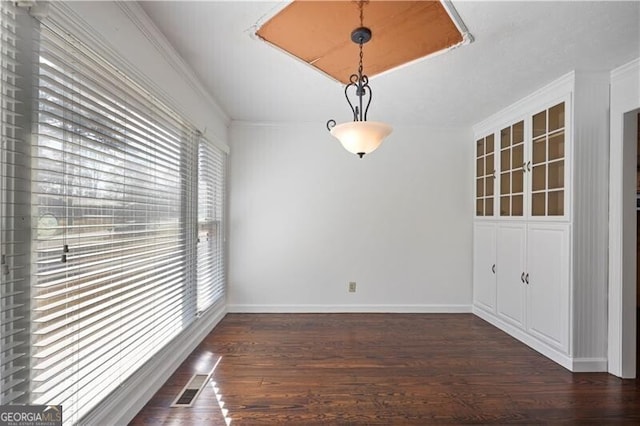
[228,122,473,312]
[608,58,640,378]
[572,72,610,365]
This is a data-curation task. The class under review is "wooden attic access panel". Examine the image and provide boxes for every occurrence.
[256,0,464,84]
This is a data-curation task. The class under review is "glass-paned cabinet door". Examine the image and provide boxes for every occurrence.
[531,102,565,216]
[499,120,525,216]
[475,134,495,216]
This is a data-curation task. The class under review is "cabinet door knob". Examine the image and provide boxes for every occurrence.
[525,273,529,284]
[522,162,526,172]
[492,264,496,274]
[521,272,525,283]
[527,161,531,172]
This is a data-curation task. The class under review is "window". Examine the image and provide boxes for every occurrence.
[0,5,227,424]
[197,137,226,313]
[0,2,30,406]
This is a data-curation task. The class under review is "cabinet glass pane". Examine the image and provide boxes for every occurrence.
[512,169,523,193]
[548,160,564,189]
[486,176,494,196]
[512,195,523,216]
[501,127,511,148]
[500,173,510,195]
[548,131,564,160]
[500,196,510,216]
[532,137,546,164]
[477,158,484,176]
[548,190,564,216]
[532,192,545,216]
[512,144,524,169]
[486,198,494,216]
[475,134,496,217]
[486,134,494,152]
[533,110,546,138]
[501,150,510,171]
[513,121,524,144]
[498,121,528,217]
[548,102,565,132]
[529,101,566,218]
[532,164,546,191]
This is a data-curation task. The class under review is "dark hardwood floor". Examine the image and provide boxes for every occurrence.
[130,313,640,425]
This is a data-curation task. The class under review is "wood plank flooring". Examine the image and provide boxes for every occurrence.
[130,313,640,425]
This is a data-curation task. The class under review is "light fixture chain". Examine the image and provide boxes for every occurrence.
[358,42,364,76]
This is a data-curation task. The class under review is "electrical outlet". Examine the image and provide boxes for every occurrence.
[348,281,356,293]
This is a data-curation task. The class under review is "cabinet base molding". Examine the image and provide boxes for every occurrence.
[473,305,581,372]
[570,358,607,372]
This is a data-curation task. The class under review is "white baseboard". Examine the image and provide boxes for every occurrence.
[226,304,472,313]
[79,303,228,425]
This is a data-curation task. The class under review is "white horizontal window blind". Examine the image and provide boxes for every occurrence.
[0,2,30,405]
[31,19,198,423]
[197,137,226,313]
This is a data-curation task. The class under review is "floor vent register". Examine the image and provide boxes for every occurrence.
[171,374,211,407]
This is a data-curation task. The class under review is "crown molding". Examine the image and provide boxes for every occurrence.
[473,71,575,135]
[46,0,230,147]
[610,57,640,83]
[116,1,231,126]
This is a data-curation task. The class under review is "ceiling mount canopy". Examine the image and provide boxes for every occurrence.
[326,1,392,158]
[351,26,371,45]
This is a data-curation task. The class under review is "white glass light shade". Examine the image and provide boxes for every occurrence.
[330,121,393,157]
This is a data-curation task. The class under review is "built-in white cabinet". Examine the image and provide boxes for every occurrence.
[472,71,609,372]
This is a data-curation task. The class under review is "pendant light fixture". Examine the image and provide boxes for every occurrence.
[326,0,392,158]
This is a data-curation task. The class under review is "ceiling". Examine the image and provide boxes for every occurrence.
[139,1,640,128]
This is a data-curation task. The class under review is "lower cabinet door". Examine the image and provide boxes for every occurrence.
[526,223,570,352]
[496,223,526,329]
[473,223,497,313]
